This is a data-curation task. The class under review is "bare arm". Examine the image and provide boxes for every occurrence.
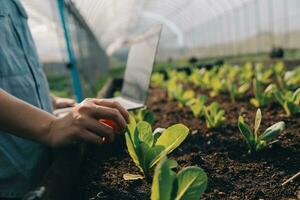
[0,89,55,144]
[0,89,129,147]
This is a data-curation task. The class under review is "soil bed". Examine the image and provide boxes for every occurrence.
[79,87,300,200]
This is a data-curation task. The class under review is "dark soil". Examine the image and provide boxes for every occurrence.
[78,87,300,200]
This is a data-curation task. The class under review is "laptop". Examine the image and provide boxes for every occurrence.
[53,25,162,116]
[109,25,162,110]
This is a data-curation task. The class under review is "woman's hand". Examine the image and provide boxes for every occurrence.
[47,98,130,147]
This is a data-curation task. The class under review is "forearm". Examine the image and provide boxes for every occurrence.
[0,89,56,145]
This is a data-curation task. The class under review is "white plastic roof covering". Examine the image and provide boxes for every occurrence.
[72,0,253,47]
[21,0,300,62]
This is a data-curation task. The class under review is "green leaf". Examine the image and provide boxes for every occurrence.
[168,159,179,169]
[204,108,213,129]
[189,96,207,118]
[259,121,285,142]
[144,111,156,125]
[151,124,189,167]
[238,116,255,151]
[137,121,154,147]
[123,173,144,180]
[127,114,137,141]
[238,82,250,94]
[175,167,208,200]
[140,143,164,177]
[274,90,285,106]
[182,90,195,101]
[153,127,165,143]
[151,157,177,200]
[292,88,300,102]
[284,102,295,116]
[125,132,142,172]
[254,109,262,141]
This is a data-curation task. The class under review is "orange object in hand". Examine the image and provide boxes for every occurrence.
[100,119,116,129]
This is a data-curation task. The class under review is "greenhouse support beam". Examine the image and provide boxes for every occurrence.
[57,0,83,102]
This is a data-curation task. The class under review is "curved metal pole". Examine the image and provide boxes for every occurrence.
[57,0,83,102]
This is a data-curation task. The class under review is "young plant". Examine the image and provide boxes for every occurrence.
[151,157,207,200]
[273,62,286,90]
[284,67,300,89]
[188,95,208,118]
[166,80,195,107]
[124,115,189,180]
[274,88,300,116]
[177,90,195,107]
[151,72,165,88]
[250,79,274,107]
[167,78,181,100]
[209,75,225,97]
[238,109,285,153]
[227,81,250,102]
[254,63,273,84]
[131,108,156,125]
[203,102,225,129]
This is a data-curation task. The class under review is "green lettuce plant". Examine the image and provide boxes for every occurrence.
[227,82,250,102]
[131,108,156,125]
[167,78,181,100]
[203,102,225,129]
[166,80,195,107]
[239,62,254,82]
[284,67,300,89]
[151,72,165,88]
[188,69,203,87]
[238,109,285,153]
[177,90,195,107]
[151,157,207,200]
[250,79,274,107]
[124,115,189,180]
[272,62,286,90]
[254,63,273,84]
[274,88,300,116]
[188,95,208,118]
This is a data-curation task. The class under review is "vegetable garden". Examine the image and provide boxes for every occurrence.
[79,62,299,200]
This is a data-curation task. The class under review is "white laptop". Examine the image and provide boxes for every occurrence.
[109,25,162,110]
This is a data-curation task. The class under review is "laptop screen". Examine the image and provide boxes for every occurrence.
[121,25,162,103]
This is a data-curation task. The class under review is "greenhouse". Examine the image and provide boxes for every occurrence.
[0,0,299,199]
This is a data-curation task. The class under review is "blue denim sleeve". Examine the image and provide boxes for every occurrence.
[0,0,52,198]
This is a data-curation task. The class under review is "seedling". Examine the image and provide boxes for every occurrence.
[255,63,273,84]
[151,157,207,200]
[273,62,286,90]
[250,79,274,107]
[239,62,254,82]
[274,88,300,116]
[124,115,189,180]
[167,80,195,107]
[166,78,181,100]
[151,73,165,88]
[189,69,203,87]
[227,82,250,102]
[131,108,156,125]
[203,102,225,129]
[188,95,208,118]
[177,90,195,107]
[209,75,224,97]
[284,67,300,89]
[238,109,285,153]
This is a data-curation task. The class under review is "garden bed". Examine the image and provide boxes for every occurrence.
[78,86,299,200]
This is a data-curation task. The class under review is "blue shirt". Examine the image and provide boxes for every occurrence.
[0,0,52,197]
